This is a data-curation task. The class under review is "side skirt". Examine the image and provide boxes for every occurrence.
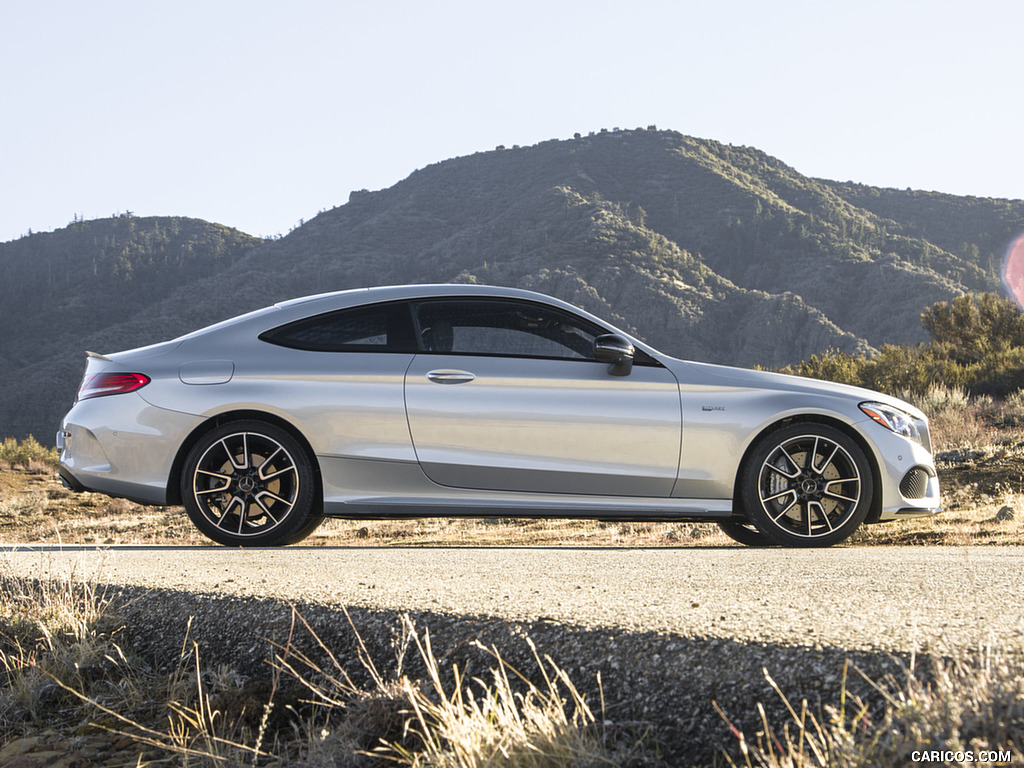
[321,498,732,521]
[318,455,732,521]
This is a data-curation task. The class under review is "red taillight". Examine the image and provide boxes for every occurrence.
[78,372,151,400]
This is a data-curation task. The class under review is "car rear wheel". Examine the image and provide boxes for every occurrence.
[181,420,322,547]
[740,423,873,548]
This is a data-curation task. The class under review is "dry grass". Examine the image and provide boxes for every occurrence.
[0,556,128,735]
[719,645,1024,767]
[0,559,285,766]
[2,565,1022,767]
[3,464,1022,548]
[0,468,208,545]
[1,563,641,766]
[275,609,637,767]
[315,516,716,547]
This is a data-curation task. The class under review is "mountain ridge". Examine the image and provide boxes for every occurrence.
[2,128,1022,441]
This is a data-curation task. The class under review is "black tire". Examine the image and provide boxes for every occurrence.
[740,423,873,548]
[716,518,773,547]
[279,512,328,546]
[180,420,322,547]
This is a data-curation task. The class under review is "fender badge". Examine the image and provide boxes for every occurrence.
[702,405,726,412]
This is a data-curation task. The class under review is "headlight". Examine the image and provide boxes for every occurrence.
[859,401,924,445]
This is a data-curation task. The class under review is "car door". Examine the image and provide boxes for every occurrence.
[404,298,682,497]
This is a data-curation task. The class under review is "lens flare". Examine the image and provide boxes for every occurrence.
[1002,232,1024,309]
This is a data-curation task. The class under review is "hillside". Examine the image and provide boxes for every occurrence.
[0,216,264,375]
[2,129,1022,442]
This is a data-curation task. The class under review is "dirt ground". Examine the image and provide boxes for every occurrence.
[1,451,1022,547]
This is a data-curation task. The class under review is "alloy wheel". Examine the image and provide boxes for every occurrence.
[756,433,861,539]
[191,430,301,539]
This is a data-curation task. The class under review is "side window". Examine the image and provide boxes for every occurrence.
[259,302,416,352]
[412,299,601,360]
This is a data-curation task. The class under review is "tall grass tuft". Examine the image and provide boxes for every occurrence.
[388,632,616,766]
[899,383,971,415]
[274,609,631,767]
[718,646,1024,767]
[49,633,284,767]
[0,561,121,735]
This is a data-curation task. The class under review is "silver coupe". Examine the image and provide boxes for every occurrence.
[57,284,940,547]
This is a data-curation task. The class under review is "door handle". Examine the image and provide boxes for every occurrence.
[426,370,476,385]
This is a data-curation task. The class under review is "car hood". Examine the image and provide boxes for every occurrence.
[666,358,928,421]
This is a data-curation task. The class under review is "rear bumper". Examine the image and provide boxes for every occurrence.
[57,394,203,506]
[57,466,88,494]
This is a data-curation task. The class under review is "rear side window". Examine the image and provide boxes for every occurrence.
[259,302,416,352]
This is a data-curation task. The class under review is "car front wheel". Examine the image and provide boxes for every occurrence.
[740,423,873,548]
[181,420,322,547]
[716,518,773,547]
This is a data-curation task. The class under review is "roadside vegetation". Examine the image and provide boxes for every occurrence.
[0,435,56,473]
[0,565,1021,766]
[717,651,1024,767]
[0,568,646,766]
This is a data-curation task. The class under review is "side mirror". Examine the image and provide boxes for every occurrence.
[593,334,634,376]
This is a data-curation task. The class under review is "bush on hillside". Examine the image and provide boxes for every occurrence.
[781,292,1024,398]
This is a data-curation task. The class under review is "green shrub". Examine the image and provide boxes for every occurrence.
[778,349,869,388]
[922,292,1024,363]
[0,436,59,469]
[781,293,1024,399]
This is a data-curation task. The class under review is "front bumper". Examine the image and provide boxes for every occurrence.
[865,421,942,522]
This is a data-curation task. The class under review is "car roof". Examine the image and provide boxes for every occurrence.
[266,284,634,331]
[273,283,572,310]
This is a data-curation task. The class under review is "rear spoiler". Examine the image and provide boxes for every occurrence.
[86,351,112,362]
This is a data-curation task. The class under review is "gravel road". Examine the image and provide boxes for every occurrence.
[5,544,1023,762]
[5,544,1023,652]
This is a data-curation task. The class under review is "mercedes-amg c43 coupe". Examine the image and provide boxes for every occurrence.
[57,284,940,547]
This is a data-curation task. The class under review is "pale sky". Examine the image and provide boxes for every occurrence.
[2,0,1021,244]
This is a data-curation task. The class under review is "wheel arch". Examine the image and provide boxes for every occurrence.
[165,409,323,513]
[732,414,884,524]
